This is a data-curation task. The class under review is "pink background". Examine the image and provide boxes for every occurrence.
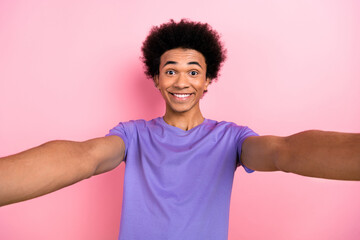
[1,0,359,239]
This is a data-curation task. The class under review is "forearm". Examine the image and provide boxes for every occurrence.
[0,140,96,207]
[281,130,360,180]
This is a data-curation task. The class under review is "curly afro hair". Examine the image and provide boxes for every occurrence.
[141,19,227,84]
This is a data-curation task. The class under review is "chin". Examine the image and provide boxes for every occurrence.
[170,107,191,113]
[165,94,200,114]
[167,103,194,114]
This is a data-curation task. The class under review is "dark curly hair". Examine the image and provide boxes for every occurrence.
[141,19,227,84]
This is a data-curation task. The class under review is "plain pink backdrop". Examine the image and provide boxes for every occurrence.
[0,0,359,239]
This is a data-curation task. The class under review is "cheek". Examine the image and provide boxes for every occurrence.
[194,79,207,89]
[158,85,170,98]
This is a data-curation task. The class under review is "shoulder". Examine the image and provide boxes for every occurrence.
[205,119,237,129]
[108,118,162,135]
[206,119,258,137]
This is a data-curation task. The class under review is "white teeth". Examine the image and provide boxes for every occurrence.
[173,93,191,98]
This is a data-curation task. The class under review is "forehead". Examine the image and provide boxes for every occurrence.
[160,48,206,66]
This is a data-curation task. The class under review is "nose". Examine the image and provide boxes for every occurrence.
[173,73,190,89]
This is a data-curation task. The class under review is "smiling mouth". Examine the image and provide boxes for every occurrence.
[172,93,191,97]
[169,92,193,100]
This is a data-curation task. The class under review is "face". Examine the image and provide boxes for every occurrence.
[154,48,210,114]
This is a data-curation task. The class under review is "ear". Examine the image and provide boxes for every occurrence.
[204,77,211,92]
[154,75,160,89]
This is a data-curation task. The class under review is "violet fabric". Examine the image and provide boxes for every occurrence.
[107,117,258,240]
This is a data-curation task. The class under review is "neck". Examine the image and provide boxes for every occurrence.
[163,105,205,131]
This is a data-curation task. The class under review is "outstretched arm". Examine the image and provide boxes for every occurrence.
[241,130,360,180]
[0,136,125,207]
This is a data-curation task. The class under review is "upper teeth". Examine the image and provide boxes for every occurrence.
[174,93,191,98]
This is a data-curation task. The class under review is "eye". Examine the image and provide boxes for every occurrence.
[189,71,198,76]
[165,70,176,75]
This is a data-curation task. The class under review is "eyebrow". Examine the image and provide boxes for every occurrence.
[162,61,203,69]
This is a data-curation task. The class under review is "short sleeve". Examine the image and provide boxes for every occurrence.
[106,122,131,160]
[234,125,259,173]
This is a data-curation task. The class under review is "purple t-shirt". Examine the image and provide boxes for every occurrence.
[107,117,258,240]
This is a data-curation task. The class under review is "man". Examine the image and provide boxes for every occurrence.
[0,19,359,240]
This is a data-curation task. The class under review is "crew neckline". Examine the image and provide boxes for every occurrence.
[158,117,208,133]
